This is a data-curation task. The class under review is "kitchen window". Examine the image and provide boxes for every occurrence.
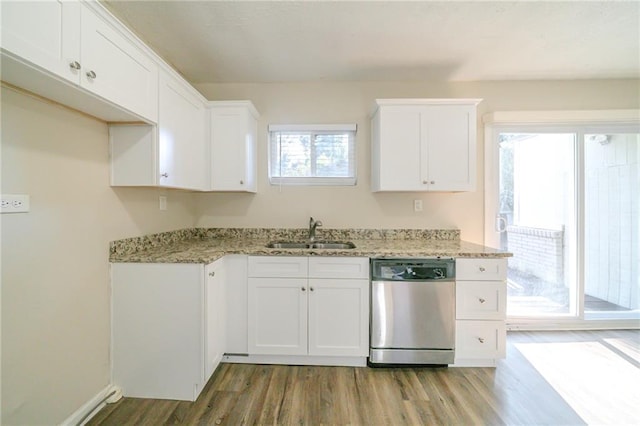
[268,124,357,185]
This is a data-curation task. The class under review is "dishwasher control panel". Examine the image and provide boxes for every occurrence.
[371,258,455,281]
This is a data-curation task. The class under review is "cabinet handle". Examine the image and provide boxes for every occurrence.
[160,173,169,178]
[478,337,485,343]
[301,287,306,292]
[478,298,486,304]
[209,272,215,277]
[86,70,97,79]
[479,266,486,272]
[69,61,81,70]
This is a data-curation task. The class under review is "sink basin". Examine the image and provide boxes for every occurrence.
[265,242,310,249]
[265,241,356,249]
[310,242,356,249]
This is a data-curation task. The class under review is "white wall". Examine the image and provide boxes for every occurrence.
[193,79,640,243]
[0,87,197,425]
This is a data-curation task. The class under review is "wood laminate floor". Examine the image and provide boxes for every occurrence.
[88,329,640,425]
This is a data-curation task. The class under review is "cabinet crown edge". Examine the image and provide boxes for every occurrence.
[207,100,260,118]
[371,98,483,116]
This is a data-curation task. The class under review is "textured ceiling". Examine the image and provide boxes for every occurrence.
[103,0,640,84]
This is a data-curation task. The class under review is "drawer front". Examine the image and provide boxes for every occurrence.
[456,281,506,320]
[456,258,506,281]
[248,256,308,278]
[308,257,369,279]
[455,320,506,359]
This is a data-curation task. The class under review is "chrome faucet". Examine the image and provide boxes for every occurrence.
[309,217,323,241]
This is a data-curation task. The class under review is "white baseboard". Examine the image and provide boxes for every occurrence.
[60,384,122,426]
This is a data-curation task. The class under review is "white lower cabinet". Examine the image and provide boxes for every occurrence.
[111,259,225,401]
[308,278,369,357]
[454,258,508,367]
[249,277,308,355]
[247,256,369,363]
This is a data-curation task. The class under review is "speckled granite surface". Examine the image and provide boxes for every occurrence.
[110,228,511,264]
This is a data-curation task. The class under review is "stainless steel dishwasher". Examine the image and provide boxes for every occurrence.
[369,258,455,366]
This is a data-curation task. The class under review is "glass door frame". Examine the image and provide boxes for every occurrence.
[483,110,640,330]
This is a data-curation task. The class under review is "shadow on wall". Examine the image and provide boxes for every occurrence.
[110,187,199,235]
[194,192,256,220]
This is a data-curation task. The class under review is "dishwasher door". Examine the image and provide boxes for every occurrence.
[371,280,455,350]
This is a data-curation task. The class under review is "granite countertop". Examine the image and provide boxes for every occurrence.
[110,228,511,264]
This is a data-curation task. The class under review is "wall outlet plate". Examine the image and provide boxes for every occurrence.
[1,194,30,213]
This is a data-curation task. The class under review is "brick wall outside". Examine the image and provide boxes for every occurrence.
[507,225,564,285]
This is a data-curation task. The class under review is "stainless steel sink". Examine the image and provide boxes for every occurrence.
[310,242,356,249]
[265,241,356,249]
[265,242,310,249]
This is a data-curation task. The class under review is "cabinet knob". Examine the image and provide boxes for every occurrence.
[160,173,169,178]
[301,287,306,292]
[69,61,81,70]
[478,298,486,304]
[422,180,428,184]
[86,70,97,79]
[240,180,244,185]
[209,272,215,277]
[430,181,435,185]
[479,266,486,272]
[478,337,485,344]
[310,287,314,292]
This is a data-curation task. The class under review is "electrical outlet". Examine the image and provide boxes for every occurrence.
[414,199,423,212]
[159,196,167,211]
[1,194,30,213]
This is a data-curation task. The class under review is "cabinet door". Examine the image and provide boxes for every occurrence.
[0,0,81,83]
[456,281,506,320]
[111,263,204,401]
[158,70,207,190]
[455,320,506,360]
[308,257,369,279]
[424,105,476,191]
[248,278,307,355]
[225,255,249,354]
[308,278,369,356]
[373,105,424,191]
[456,258,507,281]
[210,105,257,192]
[80,4,158,122]
[205,260,226,380]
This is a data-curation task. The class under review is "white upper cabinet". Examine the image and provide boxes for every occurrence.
[208,101,259,192]
[157,69,207,190]
[110,69,207,190]
[1,0,158,122]
[371,99,481,192]
[79,3,158,122]
[0,0,81,83]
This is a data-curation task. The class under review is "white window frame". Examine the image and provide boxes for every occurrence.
[268,124,357,186]
[483,109,640,331]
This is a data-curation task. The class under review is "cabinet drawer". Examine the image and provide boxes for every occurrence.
[308,257,369,279]
[248,256,308,278]
[456,258,506,281]
[455,320,506,359]
[456,281,506,320]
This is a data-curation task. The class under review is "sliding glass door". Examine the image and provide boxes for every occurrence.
[498,133,577,317]
[584,133,639,319]
[486,120,639,324]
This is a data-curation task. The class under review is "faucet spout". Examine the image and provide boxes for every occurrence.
[309,217,323,241]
